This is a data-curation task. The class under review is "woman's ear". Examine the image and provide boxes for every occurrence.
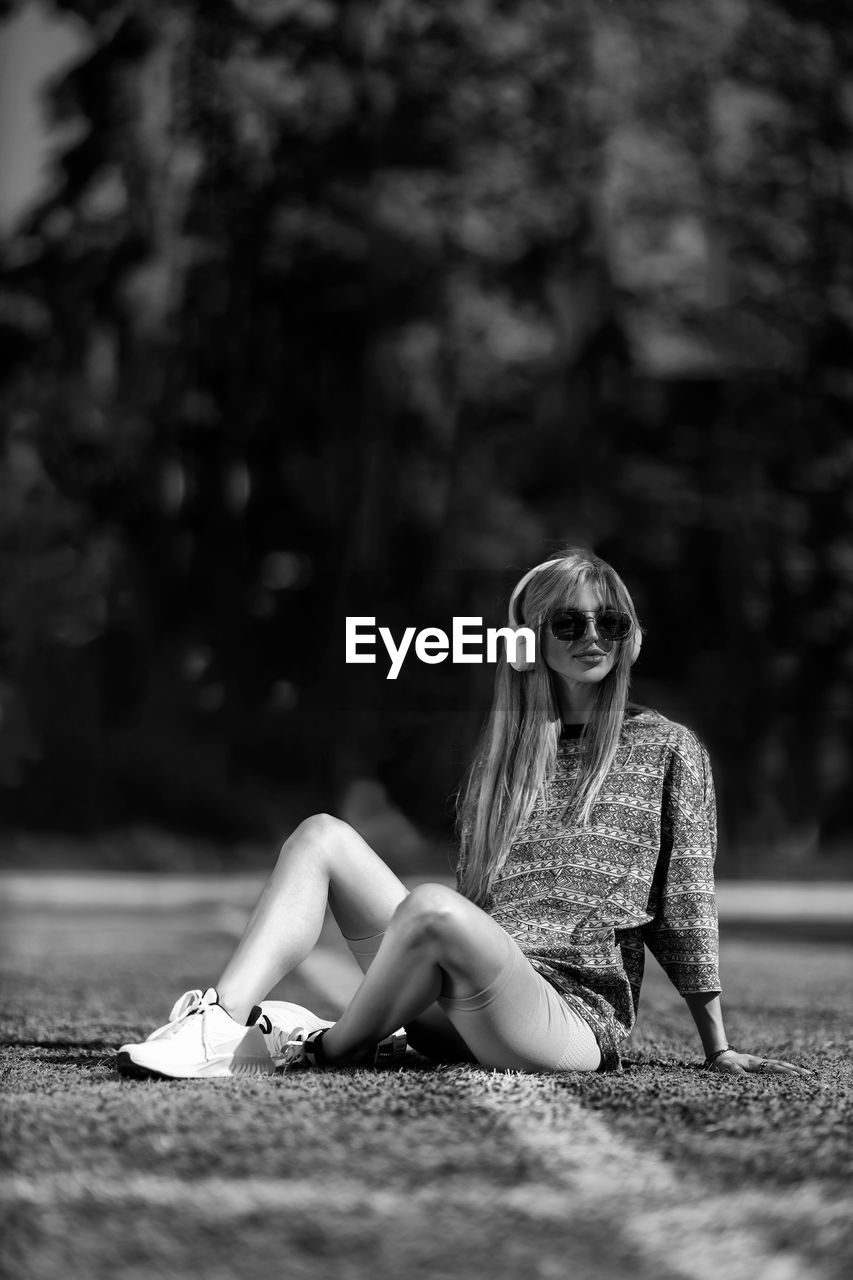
[630,628,643,664]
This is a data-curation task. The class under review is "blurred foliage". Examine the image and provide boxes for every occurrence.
[0,0,852,872]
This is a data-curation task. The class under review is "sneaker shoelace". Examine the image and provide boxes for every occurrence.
[260,1019,314,1069]
[145,989,218,1059]
[142,989,203,1039]
[169,989,208,1022]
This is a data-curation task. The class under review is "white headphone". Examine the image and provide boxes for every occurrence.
[506,559,643,672]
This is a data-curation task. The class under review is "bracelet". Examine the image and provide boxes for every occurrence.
[704,1045,735,1068]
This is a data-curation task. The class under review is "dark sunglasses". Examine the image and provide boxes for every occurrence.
[547,608,632,644]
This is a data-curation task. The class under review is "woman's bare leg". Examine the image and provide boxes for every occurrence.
[322,883,521,1064]
[215,814,408,1023]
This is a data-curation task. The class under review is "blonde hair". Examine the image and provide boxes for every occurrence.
[456,548,643,906]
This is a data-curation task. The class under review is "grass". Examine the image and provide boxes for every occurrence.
[1,891,851,1280]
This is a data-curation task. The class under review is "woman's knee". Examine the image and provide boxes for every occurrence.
[391,882,465,943]
[278,813,354,863]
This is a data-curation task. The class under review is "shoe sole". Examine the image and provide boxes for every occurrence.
[115,1051,274,1080]
[116,1052,178,1081]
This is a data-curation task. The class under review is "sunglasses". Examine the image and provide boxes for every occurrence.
[547,609,632,644]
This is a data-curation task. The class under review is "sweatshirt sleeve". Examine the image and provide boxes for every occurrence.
[642,730,721,995]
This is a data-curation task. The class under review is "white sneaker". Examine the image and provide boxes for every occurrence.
[116,988,275,1080]
[258,1000,409,1069]
[256,1001,334,1069]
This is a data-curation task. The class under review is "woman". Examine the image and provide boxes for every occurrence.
[118,549,809,1079]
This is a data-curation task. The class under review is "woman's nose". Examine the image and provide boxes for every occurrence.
[576,616,610,651]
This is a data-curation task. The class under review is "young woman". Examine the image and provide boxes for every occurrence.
[118,549,809,1079]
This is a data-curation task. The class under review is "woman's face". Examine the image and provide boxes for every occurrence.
[540,583,619,687]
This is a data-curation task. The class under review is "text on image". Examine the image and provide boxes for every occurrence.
[345,617,536,679]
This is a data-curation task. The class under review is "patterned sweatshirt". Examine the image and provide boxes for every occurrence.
[463,706,721,1071]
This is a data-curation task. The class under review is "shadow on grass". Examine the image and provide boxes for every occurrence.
[3,1039,118,1051]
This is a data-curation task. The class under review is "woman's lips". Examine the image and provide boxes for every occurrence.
[576,653,605,663]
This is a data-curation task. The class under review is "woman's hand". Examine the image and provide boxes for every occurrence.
[706,1048,812,1077]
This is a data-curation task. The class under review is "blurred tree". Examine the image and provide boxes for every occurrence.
[0,0,851,871]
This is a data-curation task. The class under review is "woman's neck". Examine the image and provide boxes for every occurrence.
[553,679,597,725]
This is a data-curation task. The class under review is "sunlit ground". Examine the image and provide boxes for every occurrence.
[1,875,850,1280]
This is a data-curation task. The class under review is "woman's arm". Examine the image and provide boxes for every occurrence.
[649,734,810,1077]
[684,991,812,1076]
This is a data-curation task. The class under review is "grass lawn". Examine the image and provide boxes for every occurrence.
[0,884,850,1280]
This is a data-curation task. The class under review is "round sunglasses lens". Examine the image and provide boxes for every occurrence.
[550,615,581,642]
[597,611,631,640]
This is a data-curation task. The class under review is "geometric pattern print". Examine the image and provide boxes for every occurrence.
[481,708,721,1071]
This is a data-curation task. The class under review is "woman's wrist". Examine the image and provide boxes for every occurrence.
[683,992,730,1061]
[703,1045,736,1067]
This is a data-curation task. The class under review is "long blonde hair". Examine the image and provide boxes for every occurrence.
[456,548,643,906]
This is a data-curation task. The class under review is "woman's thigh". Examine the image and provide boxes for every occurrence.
[436,926,602,1073]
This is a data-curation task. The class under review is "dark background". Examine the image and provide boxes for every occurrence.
[1,0,851,878]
